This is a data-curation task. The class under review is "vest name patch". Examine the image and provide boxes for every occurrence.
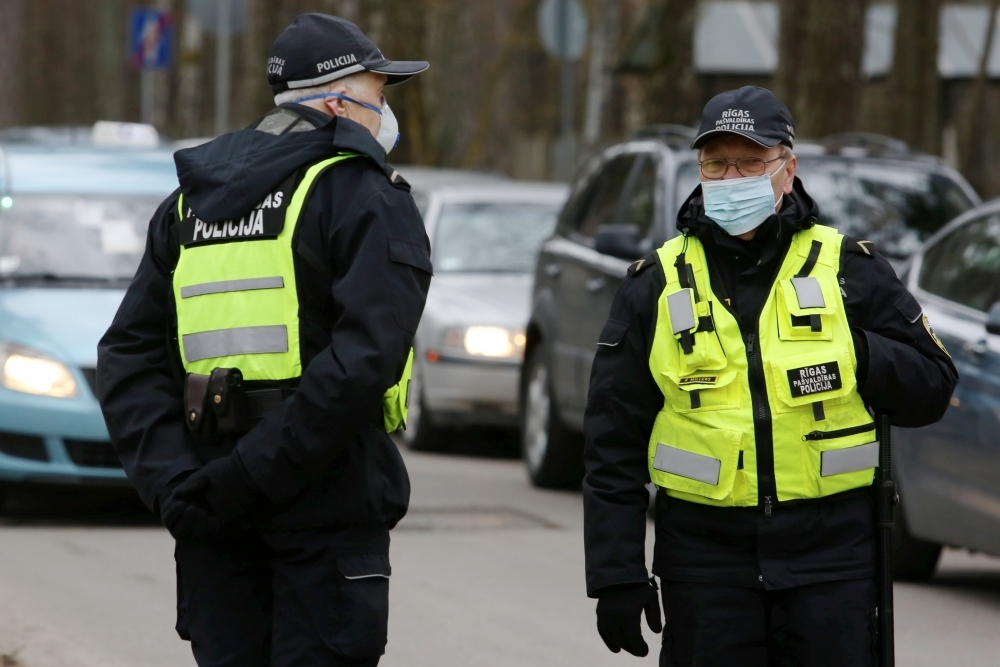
[786,362,842,398]
[679,376,718,386]
[180,177,294,247]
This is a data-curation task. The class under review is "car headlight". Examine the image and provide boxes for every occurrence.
[0,342,78,398]
[441,326,526,358]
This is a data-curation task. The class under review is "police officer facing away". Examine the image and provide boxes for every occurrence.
[584,87,957,666]
[97,14,431,666]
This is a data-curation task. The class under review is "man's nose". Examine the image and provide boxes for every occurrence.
[723,163,742,180]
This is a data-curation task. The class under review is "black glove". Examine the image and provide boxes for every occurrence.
[595,580,663,657]
[160,476,222,542]
[172,454,260,523]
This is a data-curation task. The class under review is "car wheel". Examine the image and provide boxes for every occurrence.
[400,362,447,451]
[520,346,583,488]
[892,498,942,582]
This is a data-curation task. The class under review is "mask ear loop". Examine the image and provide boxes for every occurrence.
[292,92,383,115]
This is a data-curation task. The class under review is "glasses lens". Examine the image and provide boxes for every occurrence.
[701,159,727,179]
[737,158,766,176]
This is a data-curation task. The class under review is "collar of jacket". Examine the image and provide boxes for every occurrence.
[280,103,387,166]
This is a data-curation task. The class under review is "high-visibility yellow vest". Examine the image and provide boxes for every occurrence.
[172,154,412,432]
[647,224,876,507]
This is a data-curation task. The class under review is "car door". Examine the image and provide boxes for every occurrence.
[905,210,1000,553]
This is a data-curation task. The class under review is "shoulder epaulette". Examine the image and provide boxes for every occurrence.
[843,236,876,257]
[627,252,659,277]
[383,164,411,192]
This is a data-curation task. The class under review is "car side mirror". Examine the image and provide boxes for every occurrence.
[594,224,644,260]
[987,302,1000,335]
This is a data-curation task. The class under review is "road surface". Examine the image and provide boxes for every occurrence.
[1,437,999,666]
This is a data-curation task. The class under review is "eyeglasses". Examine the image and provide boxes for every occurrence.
[699,155,785,180]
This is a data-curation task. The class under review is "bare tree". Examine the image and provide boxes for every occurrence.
[643,0,700,126]
[0,0,26,128]
[775,0,868,138]
[959,0,1000,194]
[886,0,941,154]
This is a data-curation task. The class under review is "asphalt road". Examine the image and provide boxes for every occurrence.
[1,435,1000,666]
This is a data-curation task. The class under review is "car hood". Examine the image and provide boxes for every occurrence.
[421,273,533,330]
[0,288,125,367]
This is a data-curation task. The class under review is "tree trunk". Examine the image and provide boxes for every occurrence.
[886,0,941,154]
[0,0,26,128]
[643,0,700,126]
[775,0,868,139]
[959,0,1000,195]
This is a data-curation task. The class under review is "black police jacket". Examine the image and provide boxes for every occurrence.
[583,177,958,596]
[97,105,432,531]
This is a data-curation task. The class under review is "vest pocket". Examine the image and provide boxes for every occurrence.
[798,414,878,496]
[649,416,741,500]
[661,370,740,413]
[664,289,727,373]
[767,347,856,414]
[776,278,837,341]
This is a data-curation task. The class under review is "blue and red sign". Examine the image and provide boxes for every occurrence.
[129,8,173,69]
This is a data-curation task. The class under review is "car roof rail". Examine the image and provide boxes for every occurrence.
[631,124,697,150]
[819,132,912,158]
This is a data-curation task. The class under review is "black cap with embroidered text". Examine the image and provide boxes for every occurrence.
[691,86,795,150]
[267,14,429,95]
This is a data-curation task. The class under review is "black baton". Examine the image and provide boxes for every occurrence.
[874,412,896,666]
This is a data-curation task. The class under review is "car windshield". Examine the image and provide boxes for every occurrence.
[796,159,974,259]
[0,194,158,283]
[432,202,561,273]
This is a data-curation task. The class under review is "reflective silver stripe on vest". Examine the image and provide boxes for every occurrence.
[667,290,696,334]
[180,276,284,299]
[820,441,879,477]
[791,276,826,309]
[183,325,289,362]
[653,443,721,485]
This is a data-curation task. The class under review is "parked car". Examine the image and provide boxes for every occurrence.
[0,123,178,511]
[401,181,569,450]
[891,199,1000,579]
[522,128,979,488]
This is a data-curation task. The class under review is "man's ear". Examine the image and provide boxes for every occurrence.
[783,154,797,195]
[323,96,346,118]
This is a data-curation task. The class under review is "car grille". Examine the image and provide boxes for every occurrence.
[0,431,49,461]
[64,439,122,468]
[80,367,99,398]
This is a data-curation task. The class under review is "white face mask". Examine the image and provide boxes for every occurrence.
[376,102,400,155]
[293,91,400,155]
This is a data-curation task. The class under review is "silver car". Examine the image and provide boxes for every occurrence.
[400,181,568,450]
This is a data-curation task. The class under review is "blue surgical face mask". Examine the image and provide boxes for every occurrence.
[293,91,400,154]
[701,160,787,236]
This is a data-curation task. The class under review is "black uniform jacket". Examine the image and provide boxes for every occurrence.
[97,105,432,531]
[583,177,958,596]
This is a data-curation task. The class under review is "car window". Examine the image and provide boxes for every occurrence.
[572,154,637,239]
[919,213,1000,312]
[432,202,562,273]
[797,159,974,260]
[0,194,159,282]
[675,161,702,216]
[618,155,659,239]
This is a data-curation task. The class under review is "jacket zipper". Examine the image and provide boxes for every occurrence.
[745,332,776,521]
[803,422,876,441]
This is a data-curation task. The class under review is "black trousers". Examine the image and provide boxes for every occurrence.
[174,525,391,667]
[660,578,875,667]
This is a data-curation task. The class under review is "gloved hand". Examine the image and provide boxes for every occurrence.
[173,454,260,523]
[595,579,663,657]
[160,476,222,542]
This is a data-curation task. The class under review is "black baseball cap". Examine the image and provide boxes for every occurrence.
[267,14,429,95]
[691,86,795,150]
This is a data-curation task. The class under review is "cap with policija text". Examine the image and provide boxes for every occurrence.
[267,14,429,95]
[691,86,795,150]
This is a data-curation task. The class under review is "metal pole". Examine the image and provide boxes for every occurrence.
[875,413,896,667]
[558,0,575,181]
[140,69,155,125]
[215,0,231,136]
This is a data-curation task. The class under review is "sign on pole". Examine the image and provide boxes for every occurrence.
[129,8,172,126]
